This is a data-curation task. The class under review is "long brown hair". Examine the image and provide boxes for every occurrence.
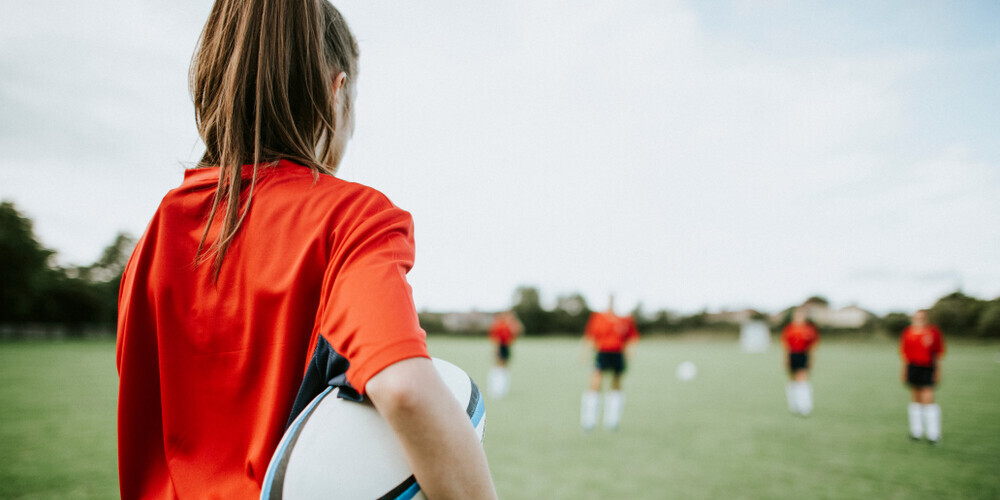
[189,0,358,276]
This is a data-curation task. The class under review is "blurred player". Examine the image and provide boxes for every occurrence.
[580,295,639,431]
[900,309,945,444]
[487,311,522,398]
[781,307,819,416]
[115,1,496,498]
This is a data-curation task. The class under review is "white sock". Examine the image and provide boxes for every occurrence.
[581,391,600,431]
[923,404,941,442]
[488,367,505,398]
[908,403,923,439]
[603,391,624,430]
[786,383,798,414]
[797,381,813,416]
[496,367,509,398]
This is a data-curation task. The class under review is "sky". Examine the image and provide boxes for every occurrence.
[2,0,999,315]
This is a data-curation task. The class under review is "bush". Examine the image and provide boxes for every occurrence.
[976,300,1000,338]
[881,312,911,337]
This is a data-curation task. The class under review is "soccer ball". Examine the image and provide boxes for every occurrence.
[676,361,697,381]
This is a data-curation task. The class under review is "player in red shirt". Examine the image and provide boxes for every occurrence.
[487,311,522,399]
[900,309,945,444]
[116,2,496,499]
[781,307,820,416]
[580,295,639,431]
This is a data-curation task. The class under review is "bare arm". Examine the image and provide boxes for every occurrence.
[366,357,497,500]
[624,341,637,362]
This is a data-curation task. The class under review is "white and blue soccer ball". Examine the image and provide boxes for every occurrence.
[261,358,485,500]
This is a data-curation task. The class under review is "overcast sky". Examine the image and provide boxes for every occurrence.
[2,1,998,315]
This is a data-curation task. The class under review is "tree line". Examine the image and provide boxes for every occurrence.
[426,286,999,338]
[504,286,747,335]
[0,201,133,336]
[2,200,998,338]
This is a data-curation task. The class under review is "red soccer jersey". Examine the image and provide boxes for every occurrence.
[116,161,429,500]
[584,311,639,352]
[488,318,517,345]
[900,325,945,367]
[781,322,819,353]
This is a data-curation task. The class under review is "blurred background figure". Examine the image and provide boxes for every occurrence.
[487,311,522,399]
[580,295,640,432]
[900,309,946,444]
[782,307,819,416]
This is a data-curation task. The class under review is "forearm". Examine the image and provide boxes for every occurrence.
[624,342,636,360]
[367,357,497,500]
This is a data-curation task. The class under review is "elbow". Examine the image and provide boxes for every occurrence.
[366,358,435,417]
[375,377,423,415]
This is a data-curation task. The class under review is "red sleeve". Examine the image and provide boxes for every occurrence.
[314,197,429,395]
[626,317,640,342]
[899,328,908,360]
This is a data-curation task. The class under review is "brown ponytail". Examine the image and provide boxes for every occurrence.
[189,0,358,277]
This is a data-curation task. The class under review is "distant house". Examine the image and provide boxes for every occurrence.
[441,311,494,333]
[704,309,762,325]
[772,302,874,329]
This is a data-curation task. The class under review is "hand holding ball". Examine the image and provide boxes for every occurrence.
[261,358,485,499]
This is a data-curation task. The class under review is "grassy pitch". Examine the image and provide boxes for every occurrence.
[1,336,998,499]
[433,336,1000,500]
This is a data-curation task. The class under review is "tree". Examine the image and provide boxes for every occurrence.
[677,310,708,330]
[928,291,984,335]
[79,231,135,282]
[880,312,911,337]
[803,296,830,307]
[83,232,136,324]
[512,286,549,335]
[0,201,54,321]
[0,202,135,333]
[976,299,1000,338]
[647,309,677,332]
[36,274,103,330]
[550,293,590,333]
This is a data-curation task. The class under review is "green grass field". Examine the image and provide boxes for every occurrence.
[2,336,998,499]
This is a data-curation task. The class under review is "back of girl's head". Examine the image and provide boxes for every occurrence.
[191,0,358,172]
[189,0,358,276]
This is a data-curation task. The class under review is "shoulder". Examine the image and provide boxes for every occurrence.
[263,163,411,226]
[272,163,399,208]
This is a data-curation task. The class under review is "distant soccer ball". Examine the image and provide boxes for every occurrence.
[676,361,697,381]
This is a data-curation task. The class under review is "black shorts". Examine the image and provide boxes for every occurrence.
[906,364,936,388]
[497,344,511,361]
[595,351,626,375]
[788,352,809,372]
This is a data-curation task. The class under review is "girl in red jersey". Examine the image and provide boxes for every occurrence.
[781,307,819,416]
[487,311,522,399]
[580,295,639,431]
[116,2,496,499]
[900,309,945,444]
